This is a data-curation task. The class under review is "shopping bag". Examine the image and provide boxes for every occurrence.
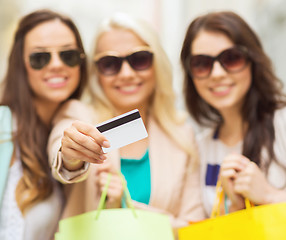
[178,181,286,240]
[55,173,175,240]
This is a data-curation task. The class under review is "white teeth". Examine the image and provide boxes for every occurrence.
[47,77,65,84]
[212,86,229,93]
[119,85,138,92]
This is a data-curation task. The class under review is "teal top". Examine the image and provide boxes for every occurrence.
[121,148,151,205]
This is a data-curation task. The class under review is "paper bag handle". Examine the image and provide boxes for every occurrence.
[211,180,252,218]
[95,172,137,220]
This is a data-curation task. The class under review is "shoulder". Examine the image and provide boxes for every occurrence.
[149,116,195,139]
[196,127,214,144]
[273,107,286,136]
[52,100,95,125]
[0,105,12,123]
[274,106,286,123]
[273,107,286,145]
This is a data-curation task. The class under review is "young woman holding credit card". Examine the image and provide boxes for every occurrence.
[48,13,206,231]
[0,9,87,239]
[180,11,286,216]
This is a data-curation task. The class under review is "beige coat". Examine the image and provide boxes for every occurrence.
[48,100,206,229]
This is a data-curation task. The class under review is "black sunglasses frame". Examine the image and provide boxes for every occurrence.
[29,49,85,70]
[187,46,249,79]
[94,46,153,76]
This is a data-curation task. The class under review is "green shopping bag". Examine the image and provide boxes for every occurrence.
[55,174,175,240]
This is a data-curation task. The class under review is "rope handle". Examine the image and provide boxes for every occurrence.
[211,180,253,218]
[95,172,137,220]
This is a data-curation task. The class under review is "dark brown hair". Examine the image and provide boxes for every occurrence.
[180,11,286,171]
[0,9,87,213]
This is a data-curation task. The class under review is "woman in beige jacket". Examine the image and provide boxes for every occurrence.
[48,13,206,230]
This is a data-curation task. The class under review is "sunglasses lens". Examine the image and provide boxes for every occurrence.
[188,55,214,79]
[29,52,51,70]
[127,51,153,71]
[60,50,82,67]
[96,56,122,75]
[220,48,248,72]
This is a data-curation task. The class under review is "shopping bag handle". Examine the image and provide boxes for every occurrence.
[211,180,252,218]
[95,172,137,220]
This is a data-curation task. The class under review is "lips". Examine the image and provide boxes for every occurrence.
[46,77,66,84]
[45,77,68,88]
[116,83,142,94]
[210,84,234,96]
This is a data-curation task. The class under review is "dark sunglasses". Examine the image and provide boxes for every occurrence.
[187,46,249,79]
[94,47,153,76]
[29,49,84,70]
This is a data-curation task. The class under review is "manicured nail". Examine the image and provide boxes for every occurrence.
[102,141,110,148]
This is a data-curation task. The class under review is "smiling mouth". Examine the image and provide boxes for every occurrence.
[211,84,234,93]
[116,83,142,93]
[46,77,66,84]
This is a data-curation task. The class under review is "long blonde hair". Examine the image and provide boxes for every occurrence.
[85,13,196,161]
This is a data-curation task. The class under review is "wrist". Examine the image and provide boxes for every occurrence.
[62,154,84,171]
[228,195,245,212]
[264,187,286,204]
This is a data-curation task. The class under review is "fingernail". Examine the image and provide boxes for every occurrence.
[102,141,110,148]
[99,155,106,160]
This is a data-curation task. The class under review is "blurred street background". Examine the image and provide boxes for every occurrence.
[1,0,285,103]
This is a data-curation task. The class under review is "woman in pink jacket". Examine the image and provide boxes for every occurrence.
[48,13,206,231]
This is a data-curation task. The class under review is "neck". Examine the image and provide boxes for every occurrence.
[219,108,246,146]
[34,100,61,126]
[116,106,149,127]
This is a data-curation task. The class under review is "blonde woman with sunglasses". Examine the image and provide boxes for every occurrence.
[0,9,87,240]
[48,13,206,231]
[180,11,286,216]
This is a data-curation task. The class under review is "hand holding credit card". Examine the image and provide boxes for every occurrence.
[96,109,148,153]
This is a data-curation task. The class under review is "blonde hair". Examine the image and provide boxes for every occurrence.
[84,13,196,159]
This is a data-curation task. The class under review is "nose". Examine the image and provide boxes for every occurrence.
[210,60,226,79]
[118,60,136,79]
[48,51,64,69]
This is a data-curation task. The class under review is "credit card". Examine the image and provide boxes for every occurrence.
[96,109,148,153]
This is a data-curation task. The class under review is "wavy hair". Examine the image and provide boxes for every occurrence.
[85,13,194,157]
[180,11,286,171]
[0,9,87,213]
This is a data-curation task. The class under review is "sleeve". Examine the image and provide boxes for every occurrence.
[174,158,207,226]
[274,107,286,168]
[47,100,94,184]
[129,123,207,229]
[171,128,207,228]
[129,157,206,229]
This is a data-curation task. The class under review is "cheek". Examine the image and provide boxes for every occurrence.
[26,65,42,90]
[98,76,113,95]
[141,68,156,88]
[193,80,207,98]
[237,67,252,94]
[71,67,81,84]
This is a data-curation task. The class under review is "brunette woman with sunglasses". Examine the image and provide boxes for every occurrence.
[181,11,286,216]
[48,12,206,232]
[0,9,87,239]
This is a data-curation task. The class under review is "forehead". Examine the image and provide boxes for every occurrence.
[96,28,147,54]
[24,19,77,50]
[191,30,235,56]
